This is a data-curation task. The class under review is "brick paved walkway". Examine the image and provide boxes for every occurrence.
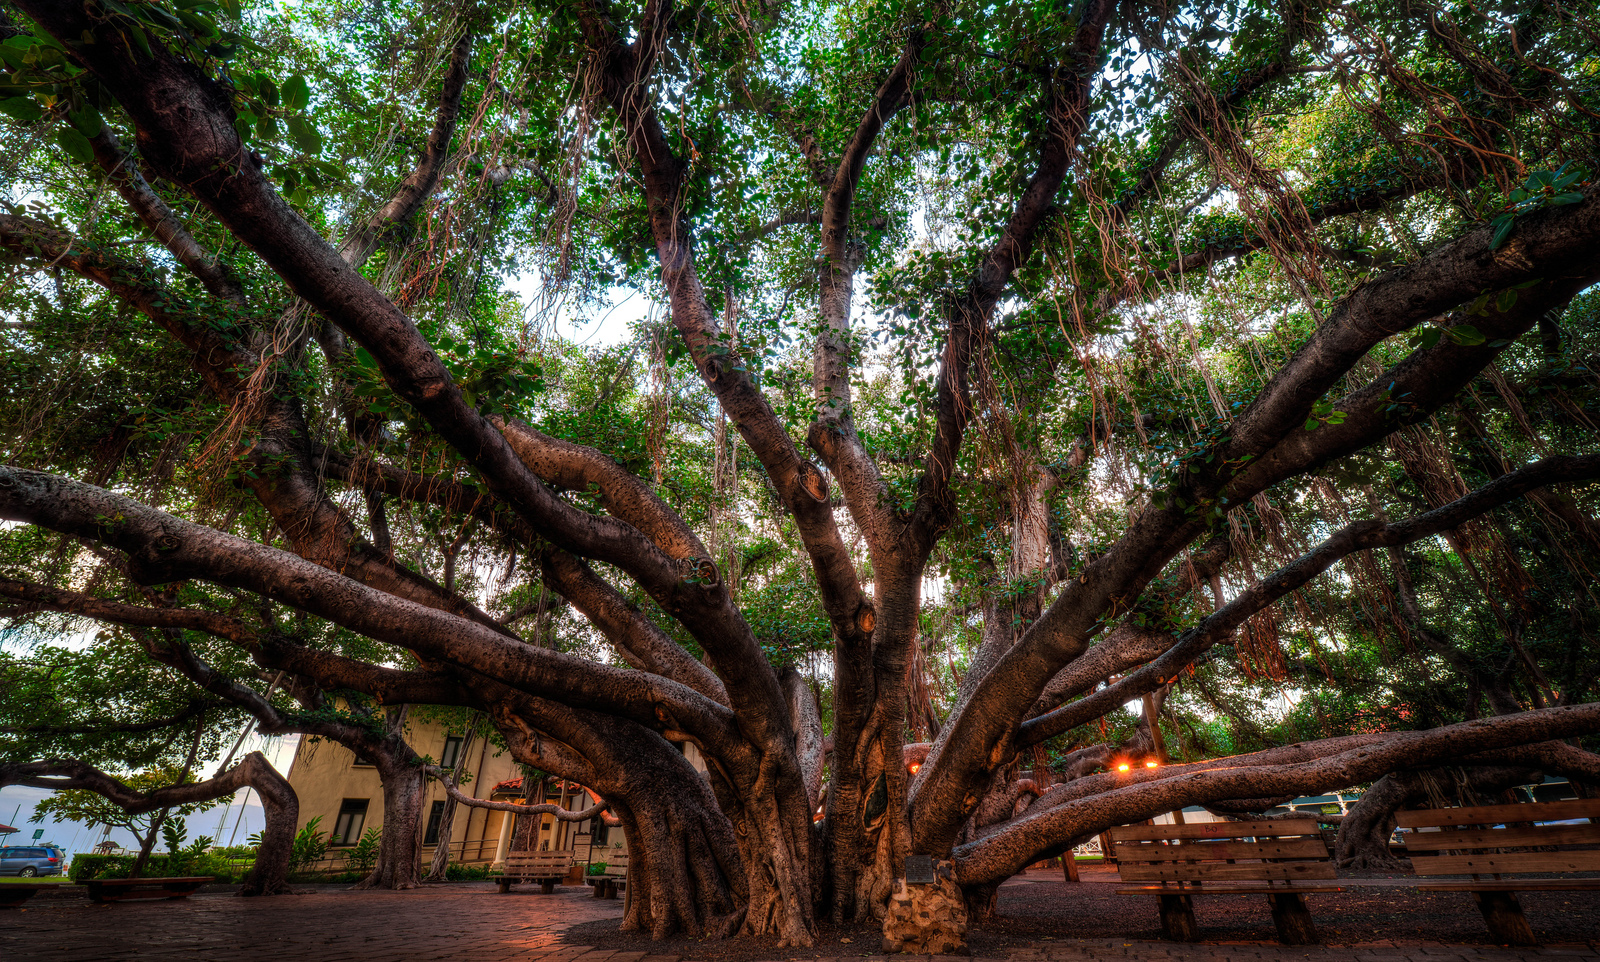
[2,881,1597,962]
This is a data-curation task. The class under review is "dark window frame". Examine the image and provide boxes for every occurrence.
[440,735,464,770]
[423,800,447,845]
[330,798,370,847]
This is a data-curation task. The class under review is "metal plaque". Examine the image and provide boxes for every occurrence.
[904,854,936,885]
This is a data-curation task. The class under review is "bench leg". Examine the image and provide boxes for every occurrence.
[540,880,555,895]
[591,881,605,899]
[1158,894,1199,942]
[1472,890,1536,946]
[1268,893,1321,945]
[498,880,511,894]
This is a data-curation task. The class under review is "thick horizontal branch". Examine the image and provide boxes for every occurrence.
[425,768,621,825]
[956,700,1600,884]
[1018,452,1600,746]
[0,577,471,740]
[0,696,215,737]
[0,468,745,757]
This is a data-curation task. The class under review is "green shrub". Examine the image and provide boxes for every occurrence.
[288,816,328,874]
[444,863,493,881]
[586,862,606,876]
[343,828,381,873]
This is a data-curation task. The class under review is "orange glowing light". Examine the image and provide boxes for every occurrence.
[1116,763,1130,772]
[1146,761,1159,768]
[908,762,922,774]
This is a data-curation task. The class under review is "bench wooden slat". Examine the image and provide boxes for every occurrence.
[1410,850,1600,876]
[1111,819,1333,945]
[1417,879,1600,892]
[1120,861,1338,882]
[501,855,571,869]
[1402,825,1600,850]
[1117,884,1343,895]
[1115,838,1330,862]
[1109,818,1318,842]
[1388,801,1600,947]
[1396,800,1600,828]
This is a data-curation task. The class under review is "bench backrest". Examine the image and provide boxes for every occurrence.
[504,852,573,873]
[1109,818,1334,883]
[1397,799,1600,878]
[597,854,628,878]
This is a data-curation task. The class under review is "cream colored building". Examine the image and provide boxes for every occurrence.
[284,714,617,868]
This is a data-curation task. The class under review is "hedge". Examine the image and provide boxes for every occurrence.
[70,852,251,883]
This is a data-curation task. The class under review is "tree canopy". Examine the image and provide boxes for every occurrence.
[1,0,1599,946]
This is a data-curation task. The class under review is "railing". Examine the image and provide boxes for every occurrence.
[292,839,499,876]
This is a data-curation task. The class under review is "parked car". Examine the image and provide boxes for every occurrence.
[0,846,65,877]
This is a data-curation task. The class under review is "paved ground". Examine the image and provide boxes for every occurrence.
[2,875,1597,962]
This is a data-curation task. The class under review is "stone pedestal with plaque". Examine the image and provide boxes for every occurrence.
[881,855,968,954]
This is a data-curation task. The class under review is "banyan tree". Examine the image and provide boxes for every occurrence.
[1,0,1599,947]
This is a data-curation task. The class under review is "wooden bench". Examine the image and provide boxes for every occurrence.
[585,853,628,899]
[1110,818,1338,945]
[492,852,573,894]
[80,876,214,903]
[0,882,59,907]
[1399,798,1600,946]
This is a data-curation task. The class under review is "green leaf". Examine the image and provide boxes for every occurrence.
[0,96,42,123]
[1549,191,1584,207]
[1408,327,1442,350]
[281,73,309,111]
[56,127,96,166]
[287,115,321,154]
[124,22,152,58]
[68,103,102,136]
[1494,288,1517,312]
[1303,418,1320,431]
[1489,213,1514,250]
[1446,324,1485,347]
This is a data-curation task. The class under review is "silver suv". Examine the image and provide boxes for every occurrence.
[0,845,65,877]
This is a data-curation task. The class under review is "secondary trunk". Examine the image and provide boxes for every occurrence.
[355,739,427,890]
[1334,765,1537,870]
[424,720,480,880]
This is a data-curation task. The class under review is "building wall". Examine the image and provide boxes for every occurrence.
[287,715,712,865]
[285,713,522,862]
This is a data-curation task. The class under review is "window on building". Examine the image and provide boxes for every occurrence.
[331,798,369,846]
[440,735,464,770]
[423,800,447,845]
